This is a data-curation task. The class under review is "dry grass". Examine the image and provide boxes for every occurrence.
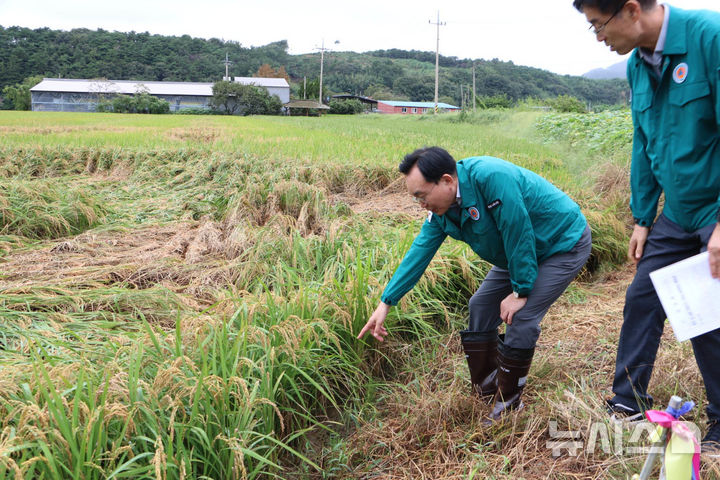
[168,127,222,144]
[0,174,361,312]
[345,176,425,217]
[338,266,720,479]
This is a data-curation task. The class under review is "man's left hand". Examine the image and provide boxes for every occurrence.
[709,224,720,279]
[500,294,528,325]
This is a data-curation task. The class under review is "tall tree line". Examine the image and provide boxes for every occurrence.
[0,26,288,87]
[0,25,627,107]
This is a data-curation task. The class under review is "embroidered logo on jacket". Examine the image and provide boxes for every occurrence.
[467,206,480,220]
[673,63,688,84]
[486,199,502,210]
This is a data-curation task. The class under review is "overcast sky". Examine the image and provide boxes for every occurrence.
[1,0,719,76]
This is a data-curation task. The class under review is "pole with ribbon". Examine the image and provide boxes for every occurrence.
[632,395,700,480]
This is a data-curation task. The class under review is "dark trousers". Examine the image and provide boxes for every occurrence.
[467,225,592,350]
[611,213,720,420]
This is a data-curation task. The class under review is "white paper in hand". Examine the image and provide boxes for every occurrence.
[649,252,720,342]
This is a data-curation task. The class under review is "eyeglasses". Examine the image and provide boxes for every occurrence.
[412,183,437,204]
[589,0,628,35]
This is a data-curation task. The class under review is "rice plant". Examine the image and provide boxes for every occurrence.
[0,109,645,479]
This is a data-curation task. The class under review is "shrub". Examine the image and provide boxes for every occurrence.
[175,107,215,115]
[476,94,513,109]
[329,99,364,114]
[110,93,170,114]
[547,94,587,113]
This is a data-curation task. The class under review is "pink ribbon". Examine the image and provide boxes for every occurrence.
[645,410,700,480]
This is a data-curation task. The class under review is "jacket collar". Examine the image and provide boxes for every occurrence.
[630,5,687,66]
[455,161,478,208]
[661,5,687,55]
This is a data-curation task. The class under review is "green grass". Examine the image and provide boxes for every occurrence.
[0,110,562,165]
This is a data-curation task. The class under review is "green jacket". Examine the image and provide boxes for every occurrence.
[380,156,587,305]
[628,6,720,231]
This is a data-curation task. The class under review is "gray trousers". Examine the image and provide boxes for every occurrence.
[467,225,592,349]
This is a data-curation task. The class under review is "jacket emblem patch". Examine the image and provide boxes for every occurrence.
[673,63,688,84]
[467,206,480,220]
[486,199,502,210]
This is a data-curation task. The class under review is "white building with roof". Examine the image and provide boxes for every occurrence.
[233,77,289,104]
[30,77,290,113]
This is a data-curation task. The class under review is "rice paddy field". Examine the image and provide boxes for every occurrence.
[0,109,717,479]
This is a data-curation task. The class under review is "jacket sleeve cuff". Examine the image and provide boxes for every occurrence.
[380,296,396,306]
[633,217,653,228]
[510,280,533,297]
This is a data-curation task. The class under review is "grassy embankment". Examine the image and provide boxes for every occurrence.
[0,109,710,479]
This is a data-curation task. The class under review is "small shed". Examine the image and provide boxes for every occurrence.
[284,100,330,116]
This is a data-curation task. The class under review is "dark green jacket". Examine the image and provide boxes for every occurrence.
[380,156,587,305]
[628,6,720,231]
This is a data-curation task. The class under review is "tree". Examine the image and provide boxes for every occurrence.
[392,75,434,102]
[297,78,319,101]
[1,75,42,110]
[254,63,289,82]
[364,83,394,100]
[211,81,282,116]
[211,80,243,114]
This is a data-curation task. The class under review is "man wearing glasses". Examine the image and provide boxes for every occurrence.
[573,0,720,450]
[357,147,591,421]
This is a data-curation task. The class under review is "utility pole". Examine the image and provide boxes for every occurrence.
[316,39,339,105]
[223,52,232,81]
[318,39,325,104]
[472,62,476,112]
[429,11,446,114]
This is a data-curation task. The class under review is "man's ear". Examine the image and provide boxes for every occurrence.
[440,173,455,184]
[625,0,641,20]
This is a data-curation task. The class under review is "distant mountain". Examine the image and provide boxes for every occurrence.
[583,60,627,79]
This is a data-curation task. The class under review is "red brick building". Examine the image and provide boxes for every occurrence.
[376,100,460,114]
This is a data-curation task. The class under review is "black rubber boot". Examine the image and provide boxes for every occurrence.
[460,330,498,398]
[702,420,720,454]
[488,340,534,422]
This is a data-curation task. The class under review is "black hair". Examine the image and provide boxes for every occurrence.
[398,146,457,183]
[573,0,655,14]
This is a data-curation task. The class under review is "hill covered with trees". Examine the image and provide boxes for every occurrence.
[0,25,628,107]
